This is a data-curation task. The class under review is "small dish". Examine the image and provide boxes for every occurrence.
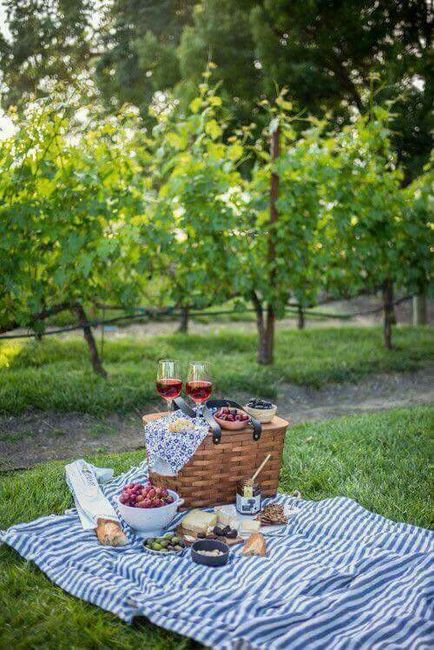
[214,408,249,430]
[142,532,186,555]
[244,403,277,423]
[191,539,229,567]
[142,545,183,556]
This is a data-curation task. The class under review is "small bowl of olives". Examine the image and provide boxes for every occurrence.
[143,532,186,555]
[244,398,277,423]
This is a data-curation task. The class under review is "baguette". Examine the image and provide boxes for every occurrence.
[96,518,128,546]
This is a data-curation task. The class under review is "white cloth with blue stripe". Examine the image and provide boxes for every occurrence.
[1,460,433,649]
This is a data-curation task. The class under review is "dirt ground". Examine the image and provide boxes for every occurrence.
[1,365,432,472]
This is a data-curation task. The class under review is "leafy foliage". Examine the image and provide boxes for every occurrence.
[150,75,248,310]
[0,79,431,365]
[0,0,94,108]
[0,96,157,332]
[2,1,432,179]
[246,101,331,316]
[316,107,432,298]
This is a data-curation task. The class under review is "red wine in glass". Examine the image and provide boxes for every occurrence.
[185,380,213,403]
[156,378,183,400]
[186,362,212,417]
[156,360,182,410]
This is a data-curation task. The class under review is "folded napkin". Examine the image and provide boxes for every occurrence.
[65,459,117,529]
[144,412,209,475]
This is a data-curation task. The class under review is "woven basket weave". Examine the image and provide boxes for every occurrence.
[142,413,289,510]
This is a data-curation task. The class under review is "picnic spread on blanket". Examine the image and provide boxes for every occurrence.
[1,378,434,649]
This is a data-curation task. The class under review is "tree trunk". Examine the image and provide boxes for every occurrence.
[382,279,394,350]
[255,304,275,364]
[252,292,274,364]
[263,305,275,364]
[297,305,305,330]
[257,123,280,365]
[177,306,190,333]
[413,293,427,326]
[74,305,107,377]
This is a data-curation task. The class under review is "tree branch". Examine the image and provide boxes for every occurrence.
[0,302,73,335]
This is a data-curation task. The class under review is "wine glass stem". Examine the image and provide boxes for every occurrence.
[167,399,173,412]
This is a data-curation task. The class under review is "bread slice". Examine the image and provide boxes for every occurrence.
[241,532,266,557]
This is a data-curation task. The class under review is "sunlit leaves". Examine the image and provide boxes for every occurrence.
[0,97,158,331]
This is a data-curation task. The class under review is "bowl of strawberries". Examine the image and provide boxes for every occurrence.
[117,482,183,535]
[214,406,250,430]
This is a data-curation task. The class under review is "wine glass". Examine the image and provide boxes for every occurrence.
[186,361,212,417]
[156,359,182,411]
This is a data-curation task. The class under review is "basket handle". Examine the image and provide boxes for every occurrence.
[173,396,262,444]
[205,399,262,442]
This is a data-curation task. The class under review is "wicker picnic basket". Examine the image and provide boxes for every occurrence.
[142,410,289,510]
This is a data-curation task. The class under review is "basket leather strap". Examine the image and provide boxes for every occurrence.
[201,407,222,444]
[172,396,196,417]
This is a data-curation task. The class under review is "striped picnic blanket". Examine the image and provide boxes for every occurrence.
[1,460,433,649]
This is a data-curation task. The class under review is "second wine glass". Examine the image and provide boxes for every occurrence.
[186,361,212,417]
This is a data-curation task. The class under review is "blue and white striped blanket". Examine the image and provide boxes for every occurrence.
[2,460,433,649]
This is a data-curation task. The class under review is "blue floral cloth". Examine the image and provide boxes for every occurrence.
[144,412,209,475]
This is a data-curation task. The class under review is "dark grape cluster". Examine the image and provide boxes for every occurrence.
[196,524,238,540]
[215,407,249,422]
[247,398,273,409]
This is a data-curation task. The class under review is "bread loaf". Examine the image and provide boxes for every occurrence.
[96,518,128,546]
[241,532,266,556]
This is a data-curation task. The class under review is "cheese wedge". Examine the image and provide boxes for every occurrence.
[181,509,217,534]
[240,519,261,535]
[215,508,240,531]
[215,508,233,527]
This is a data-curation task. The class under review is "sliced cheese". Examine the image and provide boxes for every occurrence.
[240,519,261,535]
[215,508,234,527]
[181,509,217,534]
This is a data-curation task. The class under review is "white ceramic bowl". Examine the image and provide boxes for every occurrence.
[244,403,277,423]
[116,489,183,536]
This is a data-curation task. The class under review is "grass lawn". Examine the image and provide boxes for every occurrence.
[0,325,432,416]
[1,406,432,649]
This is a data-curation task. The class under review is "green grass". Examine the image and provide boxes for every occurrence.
[0,325,432,416]
[0,406,432,649]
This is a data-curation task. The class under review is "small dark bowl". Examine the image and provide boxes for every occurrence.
[191,539,229,567]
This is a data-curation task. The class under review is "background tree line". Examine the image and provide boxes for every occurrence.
[0,74,431,372]
[0,1,432,374]
[1,0,432,183]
